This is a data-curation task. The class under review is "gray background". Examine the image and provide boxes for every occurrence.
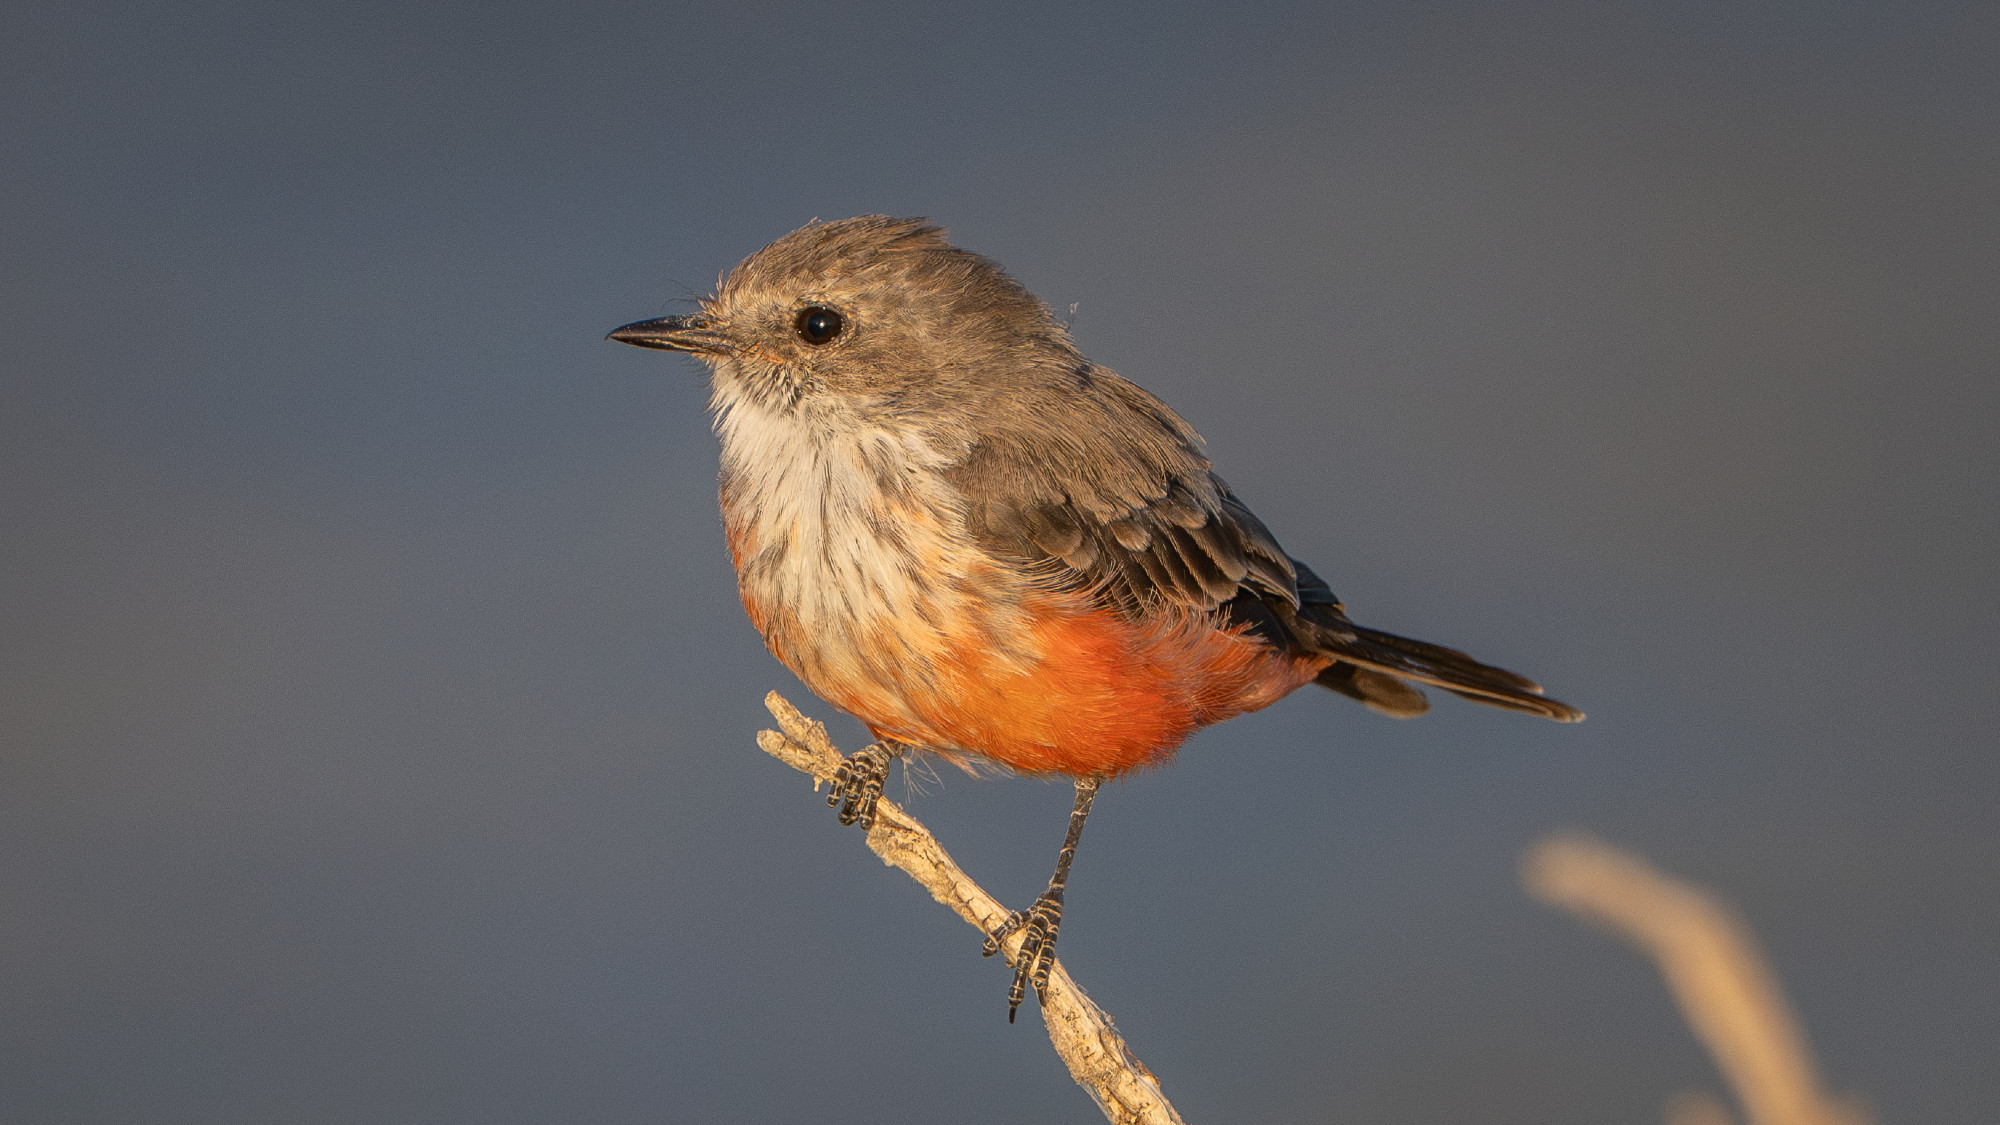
[5,2,1996,1121]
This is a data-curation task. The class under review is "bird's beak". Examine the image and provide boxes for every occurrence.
[606,314,733,355]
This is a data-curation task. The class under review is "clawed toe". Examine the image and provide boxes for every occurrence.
[828,744,891,829]
[981,777,1098,1024]
[982,890,1064,1023]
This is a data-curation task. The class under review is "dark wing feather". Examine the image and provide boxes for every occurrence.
[945,359,1298,614]
[944,362,1580,723]
[956,463,1298,616]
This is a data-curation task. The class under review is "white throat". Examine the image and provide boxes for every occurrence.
[709,384,1038,715]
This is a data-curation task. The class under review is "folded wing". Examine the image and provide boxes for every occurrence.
[944,363,1580,723]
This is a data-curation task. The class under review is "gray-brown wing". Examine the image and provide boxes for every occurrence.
[947,419,1299,617]
[941,363,1582,722]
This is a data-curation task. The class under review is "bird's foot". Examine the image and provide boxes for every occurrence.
[982,887,1064,1023]
[827,743,891,830]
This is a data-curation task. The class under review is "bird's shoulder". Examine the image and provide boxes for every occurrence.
[941,363,1303,615]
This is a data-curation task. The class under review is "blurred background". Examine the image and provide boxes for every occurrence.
[4,2,1995,1121]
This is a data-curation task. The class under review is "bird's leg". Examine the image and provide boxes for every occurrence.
[827,742,895,830]
[983,776,1102,1023]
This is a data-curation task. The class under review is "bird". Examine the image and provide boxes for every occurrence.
[609,215,1581,1022]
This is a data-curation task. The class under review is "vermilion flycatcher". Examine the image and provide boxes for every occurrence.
[610,216,1581,1021]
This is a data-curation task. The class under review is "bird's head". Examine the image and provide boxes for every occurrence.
[608,216,1077,422]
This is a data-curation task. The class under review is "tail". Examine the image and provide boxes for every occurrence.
[1303,615,1584,723]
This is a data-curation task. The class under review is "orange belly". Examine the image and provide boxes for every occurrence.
[721,481,1321,776]
[821,595,1327,777]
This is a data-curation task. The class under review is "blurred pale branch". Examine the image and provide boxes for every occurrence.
[1666,1089,1746,1125]
[1523,832,1869,1125]
[755,691,1186,1125]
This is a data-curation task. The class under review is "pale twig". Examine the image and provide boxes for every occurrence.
[756,691,1187,1125]
[1665,1089,1744,1125]
[1523,833,1869,1125]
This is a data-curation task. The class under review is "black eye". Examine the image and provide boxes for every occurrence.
[795,306,845,344]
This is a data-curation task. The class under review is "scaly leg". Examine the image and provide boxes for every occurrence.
[983,776,1102,1023]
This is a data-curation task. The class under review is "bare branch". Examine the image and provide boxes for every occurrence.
[757,691,1188,1125]
[1523,832,1869,1125]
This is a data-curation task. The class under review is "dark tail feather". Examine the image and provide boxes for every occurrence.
[1305,617,1584,723]
[1315,661,1431,718]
